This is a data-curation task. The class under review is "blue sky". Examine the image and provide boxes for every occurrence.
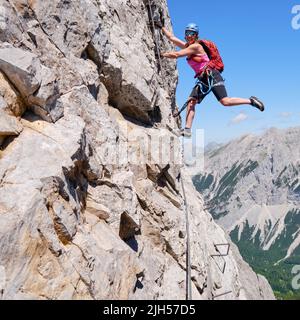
[166,0,300,145]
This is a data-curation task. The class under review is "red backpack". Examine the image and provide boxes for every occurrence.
[198,39,224,73]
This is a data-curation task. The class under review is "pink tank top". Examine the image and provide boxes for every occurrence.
[187,53,210,75]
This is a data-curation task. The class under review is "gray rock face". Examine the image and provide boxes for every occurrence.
[0,0,274,300]
[0,113,23,137]
[0,43,63,122]
[0,71,26,117]
[0,44,41,98]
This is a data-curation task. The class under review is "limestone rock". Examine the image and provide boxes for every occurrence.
[0,0,274,301]
[0,44,41,98]
[0,72,26,117]
[28,65,62,123]
[85,199,110,220]
[0,113,23,137]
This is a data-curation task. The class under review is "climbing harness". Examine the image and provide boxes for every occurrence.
[196,69,215,95]
[172,69,225,118]
[196,69,225,95]
[147,0,162,72]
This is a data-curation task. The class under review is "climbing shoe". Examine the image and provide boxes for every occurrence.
[250,96,265,112]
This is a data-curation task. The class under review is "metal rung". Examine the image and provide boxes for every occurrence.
[210,243,230,274]
[210,254,226,274]
[212,290,233,300]
[213,243,230,257]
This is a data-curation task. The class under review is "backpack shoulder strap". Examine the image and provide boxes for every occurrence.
[198,39,212,59]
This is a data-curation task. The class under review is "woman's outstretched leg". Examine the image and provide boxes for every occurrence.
[219,96,264,111]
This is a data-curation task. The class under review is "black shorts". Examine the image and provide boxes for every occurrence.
[189,69,228,104]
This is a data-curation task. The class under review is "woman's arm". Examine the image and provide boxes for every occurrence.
[162,44,199,59]
[162,27,186,49]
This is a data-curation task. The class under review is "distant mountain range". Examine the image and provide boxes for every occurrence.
[204,141,224,153]
[193,127,300,299]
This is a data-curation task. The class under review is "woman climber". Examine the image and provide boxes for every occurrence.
[160,23,265,137]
